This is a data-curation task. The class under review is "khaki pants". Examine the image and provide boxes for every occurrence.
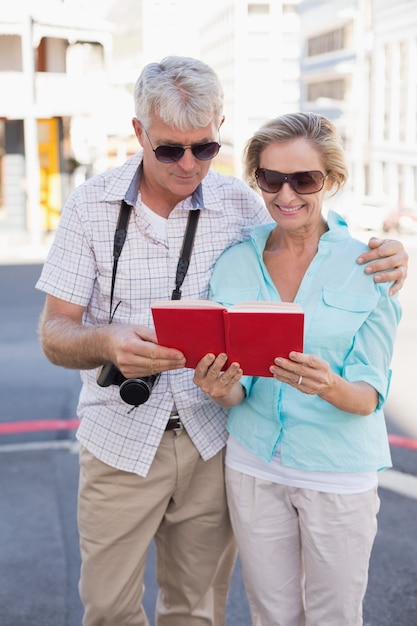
[78,431,236,626]
[226,467,380,626]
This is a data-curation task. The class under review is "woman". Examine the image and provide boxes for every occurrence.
[193,112,401,626]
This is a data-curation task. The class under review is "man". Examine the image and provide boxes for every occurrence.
[36,56,408,626]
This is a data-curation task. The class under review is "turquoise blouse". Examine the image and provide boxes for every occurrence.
[210,211,402,472]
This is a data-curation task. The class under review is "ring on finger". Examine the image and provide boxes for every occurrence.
[297,375,303,385]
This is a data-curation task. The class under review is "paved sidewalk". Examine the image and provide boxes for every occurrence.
[1,227,416,626]
[0,441,253,626]
[0,442,83,626]
[1,440,417,626]
[0,442,161,626]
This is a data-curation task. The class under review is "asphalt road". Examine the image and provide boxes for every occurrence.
[0,254,416,626]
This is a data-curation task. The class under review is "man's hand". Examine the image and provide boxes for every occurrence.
[108,323,185,378]
[357,237,408,296]
[39,294,186,374]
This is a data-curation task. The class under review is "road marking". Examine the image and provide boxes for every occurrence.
[378,468,417,500]
[0,418,80,434]
[0,441,416,501]
[388,433,417,451]
[0,440,80,453]
[0,427,416,500]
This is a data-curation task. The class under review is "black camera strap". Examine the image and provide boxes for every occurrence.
[109,201,200,321]
[109,200,132,322]
[171,208,200,300]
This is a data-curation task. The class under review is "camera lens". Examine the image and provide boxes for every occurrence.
[119,378,153,406]
[118,375,160,406]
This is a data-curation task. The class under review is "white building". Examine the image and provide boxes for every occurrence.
[142,0,417,211]
[0,0,113,239]
[299,0,417,213]
[201,1,301,176]
[141,0,301,176]
[368,0,417,210]
[4,0,416,238]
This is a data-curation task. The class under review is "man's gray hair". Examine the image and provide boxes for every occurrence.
[134,56,224,130]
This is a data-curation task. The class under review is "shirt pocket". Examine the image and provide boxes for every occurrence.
[212,286,262,308]
[308,288,378,353]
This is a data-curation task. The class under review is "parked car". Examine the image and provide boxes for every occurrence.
[383,204,417,234]
[344,196,392,232]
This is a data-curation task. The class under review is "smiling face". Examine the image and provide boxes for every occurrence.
[133,115,220,208]
[258,137,333,231]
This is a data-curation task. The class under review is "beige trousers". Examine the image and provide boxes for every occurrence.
[226,467,380,626]
[78,431,236,626]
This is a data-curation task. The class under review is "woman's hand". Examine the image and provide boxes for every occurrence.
[271,352,334,396]
[193,353,245,407]
[357,237,408,296]
[271,351,378,415]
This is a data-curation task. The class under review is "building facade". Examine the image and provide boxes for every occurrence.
[0,1,112,240]
[3,0,416,238]
[198,0,301,177]
[369,0,417,211]
[141,0,301,177]
[299,0,417,215]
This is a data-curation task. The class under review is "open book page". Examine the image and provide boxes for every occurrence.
[224,306,304,376]
[230,301,303,312]
[151,302,227,369]
[152,299,304,376]
[152,299,302,311]
[151,299,224,309]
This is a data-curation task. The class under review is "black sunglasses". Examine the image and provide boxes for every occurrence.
[255,168,328,195]
[143,127,221,163]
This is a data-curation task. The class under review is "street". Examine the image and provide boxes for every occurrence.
[0,244,416,626]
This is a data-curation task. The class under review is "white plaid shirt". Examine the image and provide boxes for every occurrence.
[36,152,269,476]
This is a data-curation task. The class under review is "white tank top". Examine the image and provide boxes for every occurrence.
[226,435,377,494]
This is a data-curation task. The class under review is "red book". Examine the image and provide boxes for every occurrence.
[151,300,304,377]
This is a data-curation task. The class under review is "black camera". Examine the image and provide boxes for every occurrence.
[96,362,159,406]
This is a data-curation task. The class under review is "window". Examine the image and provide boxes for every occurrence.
[307,79,345,102]
[0,35,22,71]
[37,38,67,73]
[307,28,346,57]
[413,166,417,201]
[248,4,269,15]
[0,121,4,212]
[399,41,407,142]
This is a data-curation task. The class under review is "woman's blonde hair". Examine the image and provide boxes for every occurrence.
[243,112,349,197]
